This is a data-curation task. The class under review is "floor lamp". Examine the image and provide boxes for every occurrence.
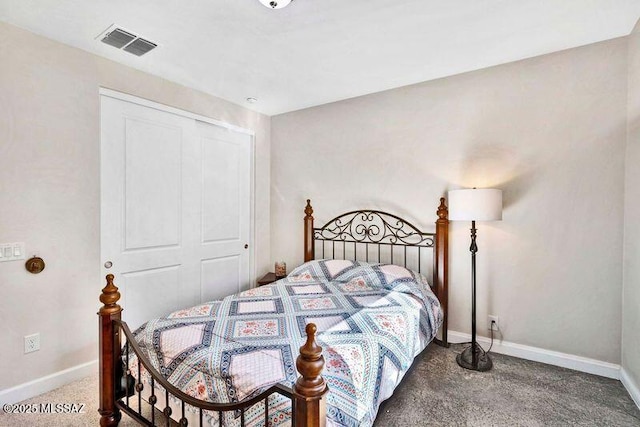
[448,188,502,372]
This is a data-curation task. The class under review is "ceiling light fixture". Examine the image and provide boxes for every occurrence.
[258,0,292,9]
[246,97,258,104]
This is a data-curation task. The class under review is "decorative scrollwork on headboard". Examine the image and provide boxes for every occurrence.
[314,210,434,247]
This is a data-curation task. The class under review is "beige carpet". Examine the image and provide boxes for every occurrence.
[1,344,638,426]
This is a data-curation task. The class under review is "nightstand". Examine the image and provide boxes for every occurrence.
[257,272,280,286]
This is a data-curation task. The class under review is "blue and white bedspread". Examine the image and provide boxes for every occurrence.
[129,260,443,427]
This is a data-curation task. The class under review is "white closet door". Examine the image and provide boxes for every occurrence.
[196,120,251,303]
[100,94,252,329]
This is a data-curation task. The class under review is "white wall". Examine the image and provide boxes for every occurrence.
[0,22,271,392]
[271,37,628,364]
[623,20,640,396]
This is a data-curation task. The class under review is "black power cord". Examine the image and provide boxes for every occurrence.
[458,320,496,353]
[487,321,495,353]
[456,320,496,355]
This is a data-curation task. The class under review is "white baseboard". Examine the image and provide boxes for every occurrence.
[447,330,621,379]
[0,360,98,405]
[620,368,640,409]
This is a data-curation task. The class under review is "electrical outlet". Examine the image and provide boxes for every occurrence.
[488,315,500,331]
[24,333,40,354]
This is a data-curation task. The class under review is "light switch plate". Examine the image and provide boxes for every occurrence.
[0,242,26,263]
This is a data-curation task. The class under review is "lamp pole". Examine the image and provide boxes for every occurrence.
[456,218,492,371]
[470,220,477,368]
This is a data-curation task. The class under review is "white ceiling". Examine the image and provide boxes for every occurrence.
[1,1,640,115]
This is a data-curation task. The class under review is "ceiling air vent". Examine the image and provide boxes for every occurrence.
[123,38,157,56]
[101,28,136,49]
[97,25,157,57]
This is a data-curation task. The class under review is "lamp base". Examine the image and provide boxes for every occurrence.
[456,342,493,372]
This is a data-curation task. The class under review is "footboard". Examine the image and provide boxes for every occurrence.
[98,275,328,427]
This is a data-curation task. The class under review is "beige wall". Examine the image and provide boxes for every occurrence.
[623,21,640,389]
[271,37,628,363]
[0,22,270,390]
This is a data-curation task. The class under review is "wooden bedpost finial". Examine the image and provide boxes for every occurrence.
[99,274,121,315]
[295,323,326,397]
[304,199,316,262]
[437,197,448,220]
[305,199,314,219]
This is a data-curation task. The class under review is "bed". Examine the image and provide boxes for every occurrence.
[98,198,449,427]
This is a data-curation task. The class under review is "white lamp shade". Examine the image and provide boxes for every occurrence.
[448,188,503,221]
[258,0,292,9]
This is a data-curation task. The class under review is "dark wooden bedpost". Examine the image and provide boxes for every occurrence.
[434,197,449,347]
[98,274,122,427]
[304,199,315,262]
[293,323,328,427]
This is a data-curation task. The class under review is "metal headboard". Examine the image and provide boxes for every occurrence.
[312,209,434,273]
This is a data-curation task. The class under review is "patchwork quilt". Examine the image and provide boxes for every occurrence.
[127,260,443,427]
